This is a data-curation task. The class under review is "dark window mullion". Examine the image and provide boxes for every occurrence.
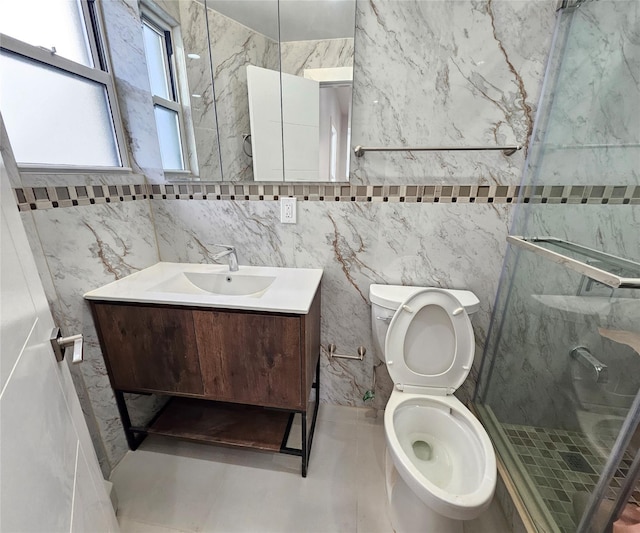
[163,30,178,102]
[85,0,108,71]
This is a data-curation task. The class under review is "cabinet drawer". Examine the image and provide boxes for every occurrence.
[193,310,302,409]
[92,304,203,395]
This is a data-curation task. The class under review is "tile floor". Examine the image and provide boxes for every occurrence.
[112,405,510,532]
[503,422,638,533]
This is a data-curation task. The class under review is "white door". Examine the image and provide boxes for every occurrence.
[247,65,320,182]
[281,71,320,182]
[247,65,285,182]
[0,153,119,531]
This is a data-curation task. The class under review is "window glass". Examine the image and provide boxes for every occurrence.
[143,22,171,100]
[0,51,120,167]
[154,106,184,170]
[0,0,93,67]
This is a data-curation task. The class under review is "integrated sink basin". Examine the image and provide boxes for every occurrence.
[185,272,275,296]
[84,262,323,314]
[152,271,276,297]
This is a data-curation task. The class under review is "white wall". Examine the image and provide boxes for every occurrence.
[319,86,345,181]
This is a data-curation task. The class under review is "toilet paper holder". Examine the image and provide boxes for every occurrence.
[323,343,366,361]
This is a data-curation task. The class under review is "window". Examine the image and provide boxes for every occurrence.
[141,13,188,172]
[0,0,127,169]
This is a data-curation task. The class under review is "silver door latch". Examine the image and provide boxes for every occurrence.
[50,327,84,364]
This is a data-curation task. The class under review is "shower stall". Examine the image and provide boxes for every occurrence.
[474,1,640,532]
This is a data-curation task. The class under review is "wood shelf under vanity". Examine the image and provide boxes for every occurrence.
[147,398,293,452]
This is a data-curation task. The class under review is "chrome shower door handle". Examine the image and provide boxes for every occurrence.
[50,328,84,364]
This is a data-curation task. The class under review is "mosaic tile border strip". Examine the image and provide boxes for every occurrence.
[14,184,147,211]
[14,183,640,211]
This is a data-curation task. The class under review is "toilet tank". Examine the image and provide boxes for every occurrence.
[369,284,480,362]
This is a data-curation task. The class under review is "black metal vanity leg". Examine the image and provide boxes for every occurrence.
[315,356,320,403]
[303,357,321,477]
[301,411,308,477]
[113,390,140,450]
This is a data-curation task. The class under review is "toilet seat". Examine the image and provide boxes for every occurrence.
[384,288,474,394]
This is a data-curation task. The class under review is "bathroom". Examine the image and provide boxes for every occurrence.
[1,0,639,531]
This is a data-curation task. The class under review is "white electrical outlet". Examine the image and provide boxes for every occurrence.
[280,197,297,224]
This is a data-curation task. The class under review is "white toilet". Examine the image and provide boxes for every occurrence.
[370,284,497,533]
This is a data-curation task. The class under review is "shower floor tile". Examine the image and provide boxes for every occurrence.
[502,423,637,533]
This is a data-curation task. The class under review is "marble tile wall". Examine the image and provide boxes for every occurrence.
[100,0,165,185]
[280,38,354,76]
[476,1,640,432]
[527,0,640,187]
[178,0,223,182]
[148,0,559,410]
[350,0,558,185]
[205,6,279,182]
[19,197,163,475]
[151,198,513,407]
[481,204,640,430]
[7,0,568,478]
[4,0,167,477]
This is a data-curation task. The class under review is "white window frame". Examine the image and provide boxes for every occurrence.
[141,6,195,177]
[0,0,131,173]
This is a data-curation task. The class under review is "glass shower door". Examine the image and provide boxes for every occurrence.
[474,0,640,531]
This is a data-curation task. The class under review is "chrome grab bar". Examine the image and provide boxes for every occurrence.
[570,346,608,384]
[354,145,522,157]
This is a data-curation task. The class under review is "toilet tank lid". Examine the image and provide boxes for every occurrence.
[369,284,480,314]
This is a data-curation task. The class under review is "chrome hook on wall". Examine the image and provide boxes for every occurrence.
[242,134,252,158]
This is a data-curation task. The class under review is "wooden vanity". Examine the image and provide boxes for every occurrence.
[86,263,322,476]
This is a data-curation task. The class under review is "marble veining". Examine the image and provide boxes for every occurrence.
[22,201,162,472]
[205,7,279,182]
[280,38,354,76]
[525,0,640,186]
[100,0,165,184]
[151,199,512,408]
[179,0,223,181]
[350,0,557,185]
[7,0,576,477]
[476,0,640,436]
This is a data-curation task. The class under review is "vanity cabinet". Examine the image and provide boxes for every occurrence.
[193,310,302,408]
[92,304,203,395]
[90,288,321,476]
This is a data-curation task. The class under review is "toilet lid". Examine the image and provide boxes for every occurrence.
[384,288,475,393]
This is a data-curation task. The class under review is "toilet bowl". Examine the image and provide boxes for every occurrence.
[370,285,496,533]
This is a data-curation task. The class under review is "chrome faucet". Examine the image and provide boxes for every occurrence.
[570,346,609,384]
[212,244,239,272]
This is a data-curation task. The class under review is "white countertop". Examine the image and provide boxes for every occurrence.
[84,262,323,314]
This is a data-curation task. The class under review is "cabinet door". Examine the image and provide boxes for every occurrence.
[193,310,302,409]
[92,304,203,395]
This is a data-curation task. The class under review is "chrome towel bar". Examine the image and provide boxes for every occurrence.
[353,145,522,157]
